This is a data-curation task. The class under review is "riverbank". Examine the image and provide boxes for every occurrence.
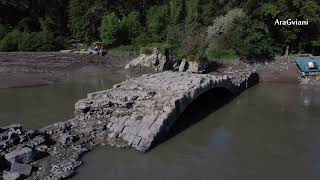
[209,56,300,84]
[0,52,300,89]
[0,52,154,89]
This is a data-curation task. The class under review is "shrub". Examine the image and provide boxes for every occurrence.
[171,29,208,61]
[110,45,139,53]
[169,0,186,24]
[121,11,142,44]
[0,24,13,40]
[19,31,60,51]
[207,8,246,40]
[133,33,152,47]
[206,47,238,64]
[185,0,200,32]
[224,18,274,59]
[207,9,274,60]
[146,6,168,42]
[140,46,153,55]
[0,30,20,51]
[0,30,67,52]
[100,13,122,47]
[140,43,171,55]
[166,25,180,49]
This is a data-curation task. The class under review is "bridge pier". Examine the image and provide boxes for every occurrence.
[75,71,258,152]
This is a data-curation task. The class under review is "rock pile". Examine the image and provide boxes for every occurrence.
[0,120,89,180]
[299,76,320,85]
[125,48,171,71]
[177,59,209,73]
[125,48,209,73]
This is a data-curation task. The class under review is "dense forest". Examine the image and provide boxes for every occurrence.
[0,0,319,61]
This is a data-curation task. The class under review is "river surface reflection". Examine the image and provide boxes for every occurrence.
[74,83,320,180]
[1,74,320,180]
[0,72,125,128]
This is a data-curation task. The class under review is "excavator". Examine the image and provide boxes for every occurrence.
[88,42,106,56]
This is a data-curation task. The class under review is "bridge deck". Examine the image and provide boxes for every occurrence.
[75,71,257,151]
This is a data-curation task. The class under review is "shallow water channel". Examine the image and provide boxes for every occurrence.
[1,73,320,180]
[0,72,126,128]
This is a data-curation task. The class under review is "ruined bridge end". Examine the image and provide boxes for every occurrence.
[74,71,258,152]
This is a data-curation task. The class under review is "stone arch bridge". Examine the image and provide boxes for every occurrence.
[75,71,258,152]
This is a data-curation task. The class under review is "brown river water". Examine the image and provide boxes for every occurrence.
[1,72,320,180]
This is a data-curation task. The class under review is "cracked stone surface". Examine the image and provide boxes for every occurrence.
[75,71,258,152]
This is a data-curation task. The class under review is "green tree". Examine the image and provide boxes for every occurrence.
[121,11,142,44]
[224,18,274,59]
[146,6,168,42]
[185,0,200,32]
[259,0,320,54]
[169,0,185,24]
[0,24,12,40]
[100,13,122,47]
[68,0,108,42]
[201,0,215,25]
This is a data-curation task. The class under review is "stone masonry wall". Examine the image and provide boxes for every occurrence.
[75,71,257,152]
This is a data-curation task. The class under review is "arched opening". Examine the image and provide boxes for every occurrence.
[151,87,235,150]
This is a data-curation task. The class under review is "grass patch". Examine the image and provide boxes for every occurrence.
[140,43,171,55]
[206,48,238,64]
[109,45,139,53]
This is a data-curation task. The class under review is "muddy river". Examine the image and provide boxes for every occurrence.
[1,73,320,180]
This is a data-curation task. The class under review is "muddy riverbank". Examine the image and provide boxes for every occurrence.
[0,52,300,89]
[0,52,155,89]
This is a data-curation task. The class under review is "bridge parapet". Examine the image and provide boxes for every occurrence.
[75,71,257,152]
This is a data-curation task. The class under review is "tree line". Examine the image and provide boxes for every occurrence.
[0,0,319,61]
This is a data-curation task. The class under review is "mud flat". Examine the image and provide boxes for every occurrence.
[0,52,142,89]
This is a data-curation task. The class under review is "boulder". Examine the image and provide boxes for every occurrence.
[179,59,187,72]
[5,147,36,164]
[125,48,171,71]
[59,134,77,145]
[3,171,21,180]
[25,135,47,147]
[10,162,32,176]
[186,59,209,73]
[1,124,22,131]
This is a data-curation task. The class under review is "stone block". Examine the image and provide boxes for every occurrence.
[179,59,187,72]
[121,126,131,134]
[3,171,21,180]
[59,134,77,145]
[137,125,150,138]
[2,124,22,131]
[10,162,32,176]
[114,124,125,133]
[129,126,141,136]
[5,147,34,164]
[106,122,113,128]
[127,135,135,146]
[132,137,142,146]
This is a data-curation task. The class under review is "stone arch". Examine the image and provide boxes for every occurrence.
[75,71,259,152]
[149,83,237,151]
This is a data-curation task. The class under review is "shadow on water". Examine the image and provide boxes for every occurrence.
[150,87,235,151]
